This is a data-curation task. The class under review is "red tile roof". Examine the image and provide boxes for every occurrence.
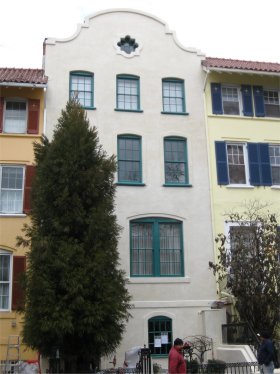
[0,68,48,85]
[202,57,280,73]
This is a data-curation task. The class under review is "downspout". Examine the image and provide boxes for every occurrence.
[202,68,220,296]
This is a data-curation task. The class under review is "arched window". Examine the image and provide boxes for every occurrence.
[148,316,172,356]
[130,217,184,277]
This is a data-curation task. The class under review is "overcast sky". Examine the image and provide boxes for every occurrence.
[1,0,279,68]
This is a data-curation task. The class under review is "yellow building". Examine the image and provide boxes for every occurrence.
[0,68,47,367]
[203,57,280,304]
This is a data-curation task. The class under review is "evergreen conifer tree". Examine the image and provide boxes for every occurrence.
[19,99,131,372]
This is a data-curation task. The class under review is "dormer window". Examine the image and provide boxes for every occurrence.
[117,35,138,54]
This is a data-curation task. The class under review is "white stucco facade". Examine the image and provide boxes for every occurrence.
[44,9,219,368]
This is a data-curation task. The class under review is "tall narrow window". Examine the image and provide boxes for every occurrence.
[118,135,142,183]
[148,316,172,356]
[70,72,94,108]
[222,86,240,115]
[130,218,184,277]
[226,144,248,184]
[0,166,24,213]
[162,79,185,113]
[0,252,11,310]
[264,90,280,118]
[269,145,280,185]
[4,100,27,133]
[164,137,188,185]
[116,75,140,111]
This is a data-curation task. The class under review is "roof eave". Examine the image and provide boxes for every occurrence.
[203,66,280,77]
[0,82,47,88]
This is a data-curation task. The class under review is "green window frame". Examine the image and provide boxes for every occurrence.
[70,71,94,109]
[117,135,142,184]
[116,75,141,112]
[164,137,189,185]
[162,78,186,114]
[148,316,172,356]
[130,217,184,277]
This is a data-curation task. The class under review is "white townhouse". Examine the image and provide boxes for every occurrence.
[43,9,223,369]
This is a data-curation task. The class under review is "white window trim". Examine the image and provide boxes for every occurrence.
[0,165,25,214]
[3,98,28,134]
[221,84,243,116]
[269,144,280,186]
[226,143,250,187]
[0,250,12,311]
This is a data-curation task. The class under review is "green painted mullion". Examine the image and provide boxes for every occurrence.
[153,221,160,276]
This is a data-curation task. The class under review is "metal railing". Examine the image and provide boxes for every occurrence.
[222,322,260,357]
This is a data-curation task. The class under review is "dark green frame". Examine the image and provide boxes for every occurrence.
[69,71,95,109]
[116,74,142,112]
[148,316,173,357]
[130,217,184,277]
[117,134,143,184]
[164,137,189,186]
[162,78,187,114]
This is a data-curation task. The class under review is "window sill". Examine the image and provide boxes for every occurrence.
[0,213,26,217]
[163,183,192,187]
[127,277,190,284]
[271,185,280,189]
[226,184,254,189]
[161,111,189,116]
[82,106,96,110]
[209,114,280,121]
[116,182,146,186]
[114,108,143,113]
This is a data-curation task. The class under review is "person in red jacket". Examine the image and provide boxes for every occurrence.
[168,338,186,374]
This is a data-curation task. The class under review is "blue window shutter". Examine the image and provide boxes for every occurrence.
[211,83,223,114]
[248,143,261,185]
[253,86,265,117]
[259,143,272,186]
[241,85,253,116]
[215,141,228,185]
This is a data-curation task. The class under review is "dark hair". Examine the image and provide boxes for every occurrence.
[174,338,184,346]
[260,330,271,339]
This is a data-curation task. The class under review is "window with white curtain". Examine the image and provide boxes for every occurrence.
[130,218,184,277]
[0,166,24,214]
[0,251,12,310]
[4,100,27,133]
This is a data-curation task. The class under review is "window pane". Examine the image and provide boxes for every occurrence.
[70,73,93,107]
[222,87,240,115]
[148,317,172,355]
[269,145,280,185]
[131,223,153,275]
[4,101,27,133]
[160,223,182,275]
[162,80,184,113]
[227,145,246,184]
[0,254,10,310]
[164,139,187,184]
[1,167,24,213]
[117,77,139,110]
[118,137,141,182]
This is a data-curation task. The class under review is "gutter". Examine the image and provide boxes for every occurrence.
[0,82,47,88]
[202,66,280,77]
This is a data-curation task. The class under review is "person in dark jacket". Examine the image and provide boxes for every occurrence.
[257,330,275,374]
[168,338,186,374]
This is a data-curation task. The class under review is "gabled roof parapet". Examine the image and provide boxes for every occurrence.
[44,8,205,57]
[0,68,48,87]
[202,57,280,74]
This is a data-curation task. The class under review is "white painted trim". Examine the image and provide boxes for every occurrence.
[44,8,205,56]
